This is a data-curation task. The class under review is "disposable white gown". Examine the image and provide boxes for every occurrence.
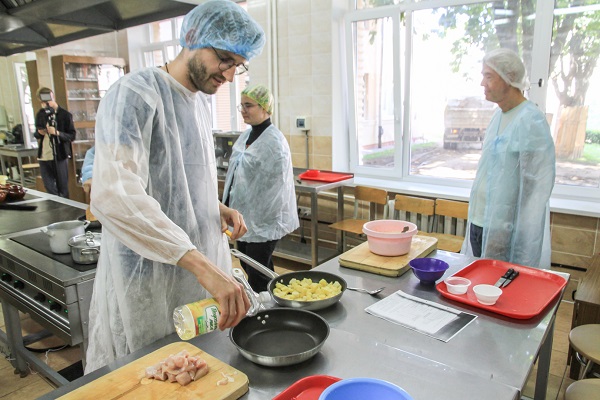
[222,125,299,242]
[461,100,555,269]
[85,68,231,373]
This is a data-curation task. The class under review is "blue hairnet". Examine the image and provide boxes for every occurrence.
[483,48,530,91]
[179,0,265,61]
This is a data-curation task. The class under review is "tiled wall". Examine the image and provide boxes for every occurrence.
[551,213,600,270]
[249,0,334,171]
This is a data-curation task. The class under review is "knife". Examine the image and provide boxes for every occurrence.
[501,269,519,288]
[494,268,514,287]
[0,204,37,211]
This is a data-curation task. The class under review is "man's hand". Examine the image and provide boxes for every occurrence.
[219,203,247,240]
[47,125,57,136]
[177,250,250,330]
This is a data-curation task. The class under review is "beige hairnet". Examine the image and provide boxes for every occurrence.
[483,48,530,91]
[241,84,274,114]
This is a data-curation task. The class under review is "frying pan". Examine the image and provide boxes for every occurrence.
[230,308,329,367]
[230,248,346,311]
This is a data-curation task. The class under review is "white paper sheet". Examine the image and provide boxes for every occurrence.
[365,289,477,342]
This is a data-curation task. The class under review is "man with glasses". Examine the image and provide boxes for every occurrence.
[85,0,265,373]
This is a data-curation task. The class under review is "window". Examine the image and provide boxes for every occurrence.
[143,17,183,67]
[345,0,600,200]
[350,16,397,169]
[409,3,534,182]
[346,9,403,178]
[546,3,600,192]
[14,62,35,146]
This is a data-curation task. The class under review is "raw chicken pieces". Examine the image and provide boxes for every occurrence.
[145,350,209,386]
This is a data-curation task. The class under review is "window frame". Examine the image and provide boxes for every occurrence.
[345,7,404,180]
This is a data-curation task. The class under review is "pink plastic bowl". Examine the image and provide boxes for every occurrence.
[362,220,418,256]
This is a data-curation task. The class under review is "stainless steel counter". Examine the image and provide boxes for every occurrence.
[40,250,567,399]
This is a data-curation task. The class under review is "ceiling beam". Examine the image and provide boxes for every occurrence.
[46,18,114,32]
[9,0,110,20]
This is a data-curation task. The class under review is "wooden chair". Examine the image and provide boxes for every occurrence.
[22,163,40,188]
[329,185,389,250]
[390,194,435,233]
[419,198,469,253]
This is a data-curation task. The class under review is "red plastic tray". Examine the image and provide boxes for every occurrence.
[273,375,341,400]
[436,259,568,319]
[298,170,353,183]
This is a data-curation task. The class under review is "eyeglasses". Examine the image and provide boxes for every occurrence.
[211,47,248,75]
[237,103,257,112]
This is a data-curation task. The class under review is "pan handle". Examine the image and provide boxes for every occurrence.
[230,248,279,280]
[232,268,261,317]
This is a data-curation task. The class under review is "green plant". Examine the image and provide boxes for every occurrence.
[582,142,600,163]
[586,130,600,144]
[363,148,394,161]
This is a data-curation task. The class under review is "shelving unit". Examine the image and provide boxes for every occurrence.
[51,55,126,186]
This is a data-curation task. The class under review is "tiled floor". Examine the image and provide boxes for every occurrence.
[0,261,587,399]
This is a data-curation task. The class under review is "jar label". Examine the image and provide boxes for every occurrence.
[188,298,220,335]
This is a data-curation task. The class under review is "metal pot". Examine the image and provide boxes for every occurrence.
[68,231,101,264]
[230,308,329,367]
[41,220,90,254]
[230,249,346,311]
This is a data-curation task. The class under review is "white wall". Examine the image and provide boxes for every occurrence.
[247,0,348,171]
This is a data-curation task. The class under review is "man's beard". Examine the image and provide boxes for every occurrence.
[187,56,219,95]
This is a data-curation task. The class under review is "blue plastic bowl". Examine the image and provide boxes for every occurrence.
[319,378,413,400]
[409,257,450,284]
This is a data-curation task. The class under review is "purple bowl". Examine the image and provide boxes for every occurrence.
[409,258,450,284]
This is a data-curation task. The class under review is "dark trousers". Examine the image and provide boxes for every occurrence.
[237,239,279,293]
[469,223,484,257]
[39,159,69,198]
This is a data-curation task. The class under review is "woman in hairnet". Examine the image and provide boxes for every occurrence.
[84,0,265,373]
[223,85,299,291]
[461,48,555,269]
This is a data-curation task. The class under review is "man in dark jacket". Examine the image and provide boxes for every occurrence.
[34,87,76,197]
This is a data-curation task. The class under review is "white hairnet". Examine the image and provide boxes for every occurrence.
[483,48,530,91]
[180,0,265,60]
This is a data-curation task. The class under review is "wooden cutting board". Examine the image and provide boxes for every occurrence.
[59,342,248,400]
[339,235,438,277]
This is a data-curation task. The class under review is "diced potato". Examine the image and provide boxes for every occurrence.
[272,277,342,302]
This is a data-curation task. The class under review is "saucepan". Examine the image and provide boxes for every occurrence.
[230,248,346,311]
[68,231,101,264]
[41,220,90,254]
[230,307,329,367]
